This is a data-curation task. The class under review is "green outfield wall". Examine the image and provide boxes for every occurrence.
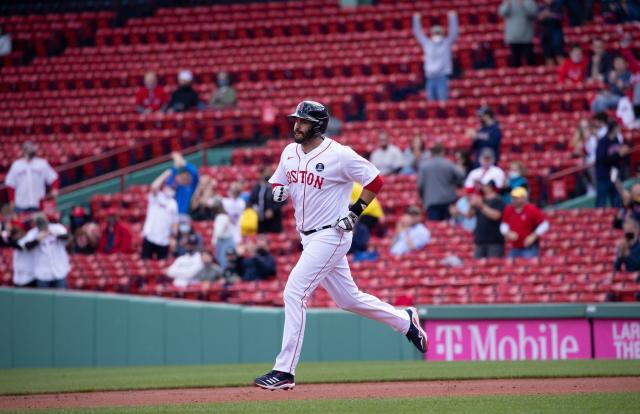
[1,288,638,368]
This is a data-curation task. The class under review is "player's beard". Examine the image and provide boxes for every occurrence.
[293,128,314,144]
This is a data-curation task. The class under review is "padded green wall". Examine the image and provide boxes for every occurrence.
[0,288,419,368]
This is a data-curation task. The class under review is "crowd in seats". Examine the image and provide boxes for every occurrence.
[1,0,640,305]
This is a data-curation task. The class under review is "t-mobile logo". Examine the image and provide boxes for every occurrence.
[435,325,463,361]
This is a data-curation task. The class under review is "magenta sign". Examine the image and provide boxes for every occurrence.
[593,319,640,359]
[424,319,591,361]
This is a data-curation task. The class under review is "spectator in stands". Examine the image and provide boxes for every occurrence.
[595,121,630,207]
[5,141,58,213]
[141,170,179,260]
[223,247,244,281]
[501,187,549,258]
[465,148,507,191]
[370,132,404,175]
[72,225,98,255]
[212,199,236,268]
[0,218,35,288]
[417,143,465,221]
[209,71,237,109]
[190,175,217,221]
[18,214,70,288]
[469,180,505,258]
[223,181,246,244]
[614,218,640,272]
[565,0,585,26]
[135,71,168,114]
[166,70,200,113]
[166,235,203,287]
[471,41,496,70]
[390,206,431,256]
[0,26,11,57]
[571,118,597,196]
[351,182,384,232]
[591,56,632,113]
[348,182,383,257]
[614,183,640,229]
[172,215,203,257]
[69,205,91,234]
[249,167,283,233]
[324,115,343,138]
[587,39,613,83]
[604,0,640,23]
[469,106,502,165]
[504,161,529,203]
[242,236,277,281]
[97,210,132,254]
[619,34,640,109]
[412,11,459,101]
[165,152,199,216]
[401,136,429,175]
[195,250,225,284]
[499,0,538,67]
[455,149,474,176]
[558,44,588,84]
[538,0,565,66]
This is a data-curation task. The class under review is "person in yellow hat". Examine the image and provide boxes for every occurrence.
[500,187,550,258]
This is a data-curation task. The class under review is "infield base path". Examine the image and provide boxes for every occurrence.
[2,377,639,410]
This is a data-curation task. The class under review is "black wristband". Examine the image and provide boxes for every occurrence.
[349,198,367,216]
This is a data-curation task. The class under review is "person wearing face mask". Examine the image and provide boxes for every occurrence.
[209,71,237,109]
[141,170,179,260]
[6,141,59,213]
[412,11,459,101]
[166,234,204,287]
[614,218,640,272]
[504,161,529,203]
[166,69,201,113]
[165,152,199,215]
[172,215,203,257]
[464,148,506,191]
[468,180,506,258]
[97,209,132,254]
[249,166,283,233]
[369,131,404,175]
[469,106,503,166]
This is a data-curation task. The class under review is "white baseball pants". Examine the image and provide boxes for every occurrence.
[273,228,410,374]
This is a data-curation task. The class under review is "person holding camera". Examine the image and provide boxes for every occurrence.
[614,218,640,272]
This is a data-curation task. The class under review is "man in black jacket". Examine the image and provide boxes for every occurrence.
[249,167,283,233]
[166,70,200,113]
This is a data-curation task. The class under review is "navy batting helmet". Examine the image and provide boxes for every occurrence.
[288,101,329,135]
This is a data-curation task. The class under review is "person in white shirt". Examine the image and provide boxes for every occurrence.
[166,235,203,287]
[212,198,236,268]
[5,141,58,213]
[222,181,246,244]
[390,206,431,256]
[141,170,179,260]
[18,214,70,288]
[464,147,506,191]
[0,222,36,287]
[369,132,404,175]
[0,27,11,57]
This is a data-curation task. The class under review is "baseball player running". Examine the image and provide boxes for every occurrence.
[254,101,428,391]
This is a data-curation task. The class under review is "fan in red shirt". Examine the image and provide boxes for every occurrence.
[135,71,168,113]
[500,187,550,258]
[558,44,588,84]
[98,209,133,254]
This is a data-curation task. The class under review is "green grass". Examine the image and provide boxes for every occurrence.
[0,360,638,396]
[3,393,639,414]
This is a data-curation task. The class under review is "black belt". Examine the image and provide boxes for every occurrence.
[301,225,332,236]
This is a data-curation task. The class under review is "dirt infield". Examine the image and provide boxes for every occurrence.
[1,377,639,410]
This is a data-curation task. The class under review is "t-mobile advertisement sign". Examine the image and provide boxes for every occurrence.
[424,319,591,361]
[593,319,640,359]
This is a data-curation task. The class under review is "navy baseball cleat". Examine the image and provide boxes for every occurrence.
[405,307,428,354]
[254,370,295,391]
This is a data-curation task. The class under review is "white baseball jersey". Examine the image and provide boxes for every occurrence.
[269,138,379,233]
[13,249,35,286]
[18,224,70,281]
[5,157,58,209]
[142,192,179,246]
[464,165,506,189]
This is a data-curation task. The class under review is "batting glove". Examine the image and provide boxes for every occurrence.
[333,211,358,233]
[272,185,289,203]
